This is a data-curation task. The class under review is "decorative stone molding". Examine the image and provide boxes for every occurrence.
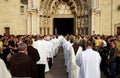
[96,9,101,14]
[20,0,28,4]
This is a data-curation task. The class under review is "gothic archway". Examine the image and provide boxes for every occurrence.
[27,0,89,35]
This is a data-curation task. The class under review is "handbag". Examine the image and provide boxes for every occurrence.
[6,49,14,61]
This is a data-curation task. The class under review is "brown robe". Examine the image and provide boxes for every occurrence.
[9,53,38,78]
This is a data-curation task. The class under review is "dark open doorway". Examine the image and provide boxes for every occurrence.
[53,18,74,35]
[117,27,120,35]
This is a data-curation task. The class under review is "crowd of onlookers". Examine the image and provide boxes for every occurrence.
[61,34,120,78]
[0,34,63,78]
[0,34,120,78]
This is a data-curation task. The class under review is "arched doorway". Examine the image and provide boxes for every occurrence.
[34,0,89,35]
[53,18,74,35]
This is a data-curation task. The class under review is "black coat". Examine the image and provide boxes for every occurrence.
[27,46,40,63]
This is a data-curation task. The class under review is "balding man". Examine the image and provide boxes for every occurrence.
[9,43,38,78]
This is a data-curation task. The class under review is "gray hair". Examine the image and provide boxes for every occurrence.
[17,43,27,51]
[85,41,93,47]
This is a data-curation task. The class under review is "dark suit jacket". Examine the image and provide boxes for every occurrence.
[27,46,40,63]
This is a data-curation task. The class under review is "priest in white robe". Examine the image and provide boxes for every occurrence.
[69,40,82,78]
[51,36,59,57]
[0,58,12,78]
[62,37,72,73]
[58,35,64,48]
[33,36,49,78]
[62,38,68,67]
[76,41,101,78]
[45,36,55,68]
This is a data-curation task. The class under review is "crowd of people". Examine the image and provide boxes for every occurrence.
[0,34,120,78]
[62,34,120,78]
[0,34,62,78]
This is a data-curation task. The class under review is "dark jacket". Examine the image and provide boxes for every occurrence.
[109,47,117,62]
[27,46,40,63]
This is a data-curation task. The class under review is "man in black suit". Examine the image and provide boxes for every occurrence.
[26,39,40,63]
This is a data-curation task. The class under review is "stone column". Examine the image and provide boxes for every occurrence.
[95,10,101,34]
[76,17,78,35]
[27,12,32,34]
[91,0,97,9]
[31,0,37,9]
[91,10,95,35]
[28,0,32,11]
[28,0,39,35]
[31,12,39,35]
[39,16,43,35]
[77,19,80,35]
[36,13,40,34]
[90,0,97,35]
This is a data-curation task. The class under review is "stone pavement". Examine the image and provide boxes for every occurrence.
[45,49,107,78]
[45,49,68,78]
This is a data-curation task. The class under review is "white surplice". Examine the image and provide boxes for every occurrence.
[58,35,64,48]
[0,58,12,78]
[76,49,101,78]
[66,42,73,73]
[69,46,82,78]
[51,38,59,56]
[62,40,72,73]
[46,40,55,64]
[33,40,49,72]
[62,40,68,66]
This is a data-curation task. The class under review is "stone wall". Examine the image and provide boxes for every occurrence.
[0,0,120,35]
[0,0,27,35]
[100,0,120,35]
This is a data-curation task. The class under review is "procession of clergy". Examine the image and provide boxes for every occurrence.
[0,34,120,78]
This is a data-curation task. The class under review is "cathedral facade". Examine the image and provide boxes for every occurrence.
[0,0,120,35]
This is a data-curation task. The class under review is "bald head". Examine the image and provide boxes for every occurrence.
[17,43,27,52]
